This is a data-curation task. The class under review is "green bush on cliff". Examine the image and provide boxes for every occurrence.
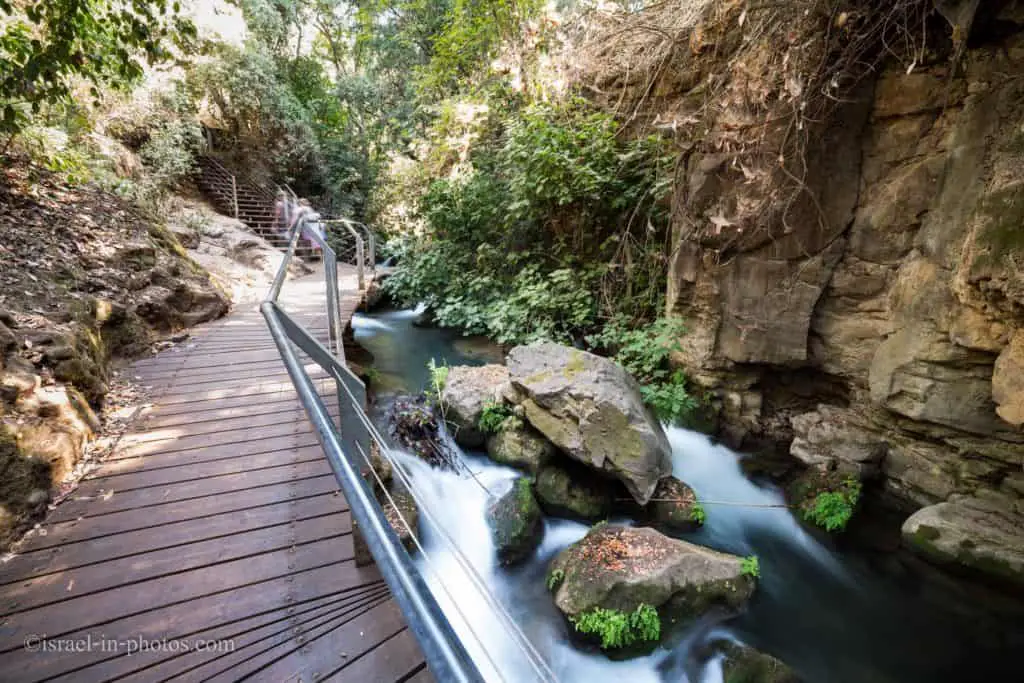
[802,477,861,532]
[588,316,699,424]
[382,99,673,344]
[571,603,661,650]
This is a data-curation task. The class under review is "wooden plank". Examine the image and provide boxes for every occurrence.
[0,494,347,584]
[142,366,330,395]
[73,443,328,493]
[131,348,290,373]
[110,419,315,461]
[0,559,383,681]
[404,664,436,683]
[136,393,338,431]
[65,452,329,513]
[327,626,426,683]
[45,461,333,522]
[138,357,290,382]
[151,379,316,407]
[15,485,343,554]
[92,435,324,478]
[119,403,339,447]
[0,535,353,653]
[70,584,394,683]
[1,514,351,615]
[220,600,411,683]
[133,383,334,420]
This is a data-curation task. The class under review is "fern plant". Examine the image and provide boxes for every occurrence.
[690,501,706,525]
[546,569,565,591]
[740,555,760,578]
[802,477,861,532]
[587,317,699,424]
[571,604,661,650]
[478,401,513,434]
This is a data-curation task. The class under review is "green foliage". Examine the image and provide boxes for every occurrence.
[423,0,542,94]
[427,358,449,398]
[383,99,673,348]
[588,316,698,424]
[690,501,706,525]
[478,401,513,435]
[571,604,661,650]
[546,568,564,591]
[640,372,700,426]
[139,120,203,190]
[740,555,760,578]
[802,477,862,532]
[0,0,196,137]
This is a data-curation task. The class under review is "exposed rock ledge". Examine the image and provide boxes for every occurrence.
[646,4,1024,585]
[903,493,1024,589]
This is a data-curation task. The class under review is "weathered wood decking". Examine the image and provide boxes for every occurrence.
[0,267,430,682]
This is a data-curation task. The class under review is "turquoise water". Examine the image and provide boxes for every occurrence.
[353,308,1023,683]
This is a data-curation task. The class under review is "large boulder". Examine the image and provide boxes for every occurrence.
[534,461,613,522]
[487,477,544,566]
[719,642,802,683]
[902,493,1024,588]
[440,364,509,448]
[646,477,703,533]
[485,420,555,473]
[549,525,755,623]
[507,343,672,504]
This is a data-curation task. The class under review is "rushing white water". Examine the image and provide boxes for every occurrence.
[665,428,852,581]
[354,308,1023,683]
[387,425,848,683]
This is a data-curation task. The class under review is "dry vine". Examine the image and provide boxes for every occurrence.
[561,0,941,259]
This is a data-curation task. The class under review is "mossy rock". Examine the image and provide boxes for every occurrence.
[645,477,703,533]
[549,525,756,657]
[53,358,106,406]
[100,311,152,358]
[902,495,1024,589]
[485,420,555,474]
[0,426,52,548]
[534,460,613,522]
[487,477,544,566]
[720,642,802,683]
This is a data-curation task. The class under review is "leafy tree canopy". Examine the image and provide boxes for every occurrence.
[0,0,196,135]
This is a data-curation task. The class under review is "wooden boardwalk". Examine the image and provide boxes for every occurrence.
[0,267,431,682]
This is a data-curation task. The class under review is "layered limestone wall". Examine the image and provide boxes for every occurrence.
[662,6,1024,586]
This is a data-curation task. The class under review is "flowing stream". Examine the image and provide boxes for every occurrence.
[353,307,1019,683]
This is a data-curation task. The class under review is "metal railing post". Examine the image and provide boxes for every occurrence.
[259,205,552,683]
[259,305,484,683]
[231,175,239,219]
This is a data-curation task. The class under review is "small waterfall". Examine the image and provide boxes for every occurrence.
[354,307,1013,683]
[665,427,851,580]
[389,427,854,683]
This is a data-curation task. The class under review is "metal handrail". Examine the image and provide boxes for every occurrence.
[321,214,377,271]
[321,219,365,290]
[261,214,486,683]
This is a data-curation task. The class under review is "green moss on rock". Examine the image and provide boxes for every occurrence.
[487,477,545,566]
[534,461,613,522]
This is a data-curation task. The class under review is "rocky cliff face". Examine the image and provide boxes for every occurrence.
[658,6,1024,584]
